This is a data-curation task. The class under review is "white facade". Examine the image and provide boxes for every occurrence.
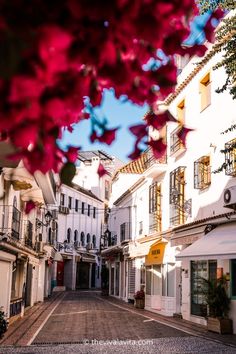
[55,183,103,290]
[0,162,57,321]
[105,28,236,327]
[73,150,123,202]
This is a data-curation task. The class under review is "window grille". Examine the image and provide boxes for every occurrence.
[194,156,211,189]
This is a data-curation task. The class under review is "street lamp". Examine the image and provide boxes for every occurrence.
[100,228,111,251]
[36,211,53,229]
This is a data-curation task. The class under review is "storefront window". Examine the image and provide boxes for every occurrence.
[140,264,145,286]
[191,260,216,317]
[153,265,161,295]
[146,266,152,295]
[162,263,175,297]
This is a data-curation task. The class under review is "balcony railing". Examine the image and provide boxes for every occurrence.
[170,126,185,156]
[57,241,74,253]
[0,205,21,240]
[143,148,167,170]
[24,220,34,249]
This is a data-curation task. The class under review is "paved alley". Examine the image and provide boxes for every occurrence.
[1,291,236,353]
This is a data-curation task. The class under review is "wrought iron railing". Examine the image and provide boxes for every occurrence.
[25,220,34,248]
[170,126,184,155]
[10,298,22,317]
[143,148,167,170]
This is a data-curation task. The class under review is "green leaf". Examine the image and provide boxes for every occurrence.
[59,162,76,186]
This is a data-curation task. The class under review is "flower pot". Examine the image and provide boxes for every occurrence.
[207,317,233,334]
[134,298,145,309]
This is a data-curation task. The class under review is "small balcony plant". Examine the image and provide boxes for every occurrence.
[134,288,145,309]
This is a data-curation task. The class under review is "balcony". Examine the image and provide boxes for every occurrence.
[170,126,186,157]
[0,205,21,241]
[57,241,74,253]
[142,148,167,177]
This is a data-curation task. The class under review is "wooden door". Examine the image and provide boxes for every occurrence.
[57,261,64,286]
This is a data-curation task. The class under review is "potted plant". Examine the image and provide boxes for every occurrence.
[202,276,232,334]
[134,289,145,309]
[0,308,8,339]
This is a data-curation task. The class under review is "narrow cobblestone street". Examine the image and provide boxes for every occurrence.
[1,291,236,353]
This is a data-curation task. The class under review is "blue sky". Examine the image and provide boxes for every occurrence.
[60,13,212,162]
[61,89,148,163]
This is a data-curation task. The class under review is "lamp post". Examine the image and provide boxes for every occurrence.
[36,211,53,229]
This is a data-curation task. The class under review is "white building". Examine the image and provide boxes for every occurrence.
[0,157,57,322]
[55,182,103,290]
[104,20,236,329]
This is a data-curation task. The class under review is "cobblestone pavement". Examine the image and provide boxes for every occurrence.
[1,291,236,354]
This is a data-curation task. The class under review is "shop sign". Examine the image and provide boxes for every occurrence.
[145,242,166,265]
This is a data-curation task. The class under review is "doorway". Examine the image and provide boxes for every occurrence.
[76,262,90,289]
[57,261,64,286]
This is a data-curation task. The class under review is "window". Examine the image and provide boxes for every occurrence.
[105,180,110,200]
[140,264,145,286]
[200,72,211,111]
[139,221,143,235]
[194,156,211,189]
[12,199,21,240]
[87,204,90,216]
[93,207,96,218]
[75,199,79,212]
[82,202,85,214]
[87,233,91,244]
[231,259,236,299]
[120,222,130,242]
[67,228,71,243]
[60,193,65,206]
[162,263,175,297]
[225,138,236,176]
[149,182,161,233]
[177,99,185,124]
[74,230,78,243]
[92,235,96,248]
[170,125,186,156]
[68,196,72,209]
[191,260,216,317]
[153,265,161,295]
[81,232,85,246]
[146,266,152,295]
[169,167,186,226]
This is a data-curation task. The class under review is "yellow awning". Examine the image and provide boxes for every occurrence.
[145,240,167,265]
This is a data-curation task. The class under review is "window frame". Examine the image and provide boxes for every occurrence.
[194,156,211,190]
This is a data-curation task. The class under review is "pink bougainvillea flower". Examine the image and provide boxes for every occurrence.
[90,131,98,143]
[97,163,108,178]
[10,123,38,149]
[129,124,147,140]
[145,111,177,130]
[127,144,143,160]
[65,146,80,163]
[98,127,119,145]
[177,126,194,146]
[147,138,167,160]
[25,200,36,214]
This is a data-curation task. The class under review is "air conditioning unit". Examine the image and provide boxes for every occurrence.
[58,206,70,214]
[35,241,44,253]
[224,186,236,209]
